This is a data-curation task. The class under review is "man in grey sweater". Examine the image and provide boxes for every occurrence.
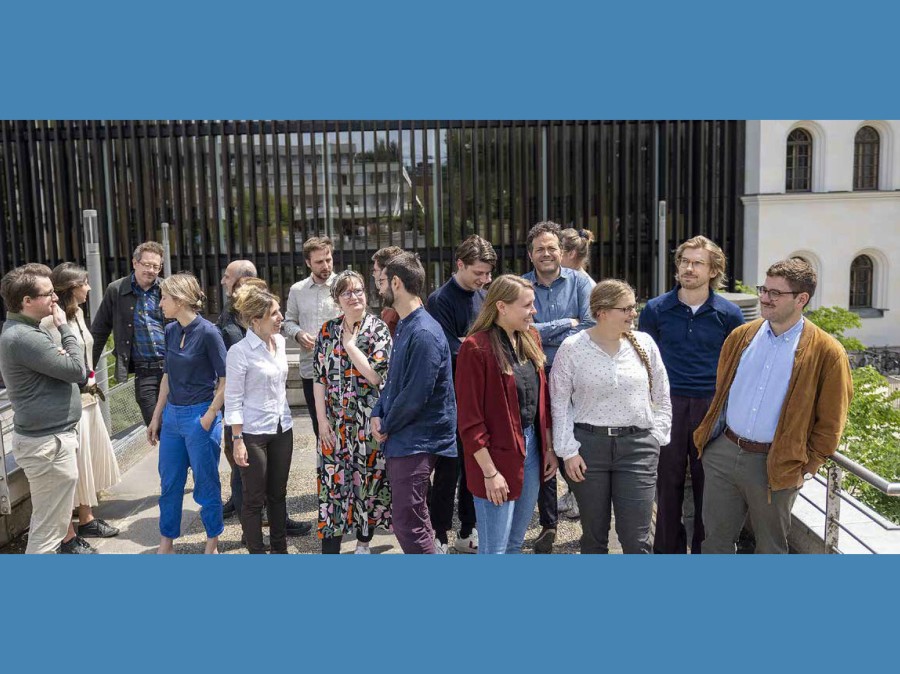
[0,264,87,553]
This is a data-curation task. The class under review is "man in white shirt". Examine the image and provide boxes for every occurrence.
[282,237,340,439]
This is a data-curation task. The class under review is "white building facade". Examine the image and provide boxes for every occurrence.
[743,120,900,346]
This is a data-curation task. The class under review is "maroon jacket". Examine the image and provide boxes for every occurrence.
[455,328,552,500]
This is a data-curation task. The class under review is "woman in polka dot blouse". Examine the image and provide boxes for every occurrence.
[549,279,671,554]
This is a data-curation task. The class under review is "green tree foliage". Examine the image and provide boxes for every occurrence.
[803,306,866,352]
[355,140,400,162]
[804,308,900,524]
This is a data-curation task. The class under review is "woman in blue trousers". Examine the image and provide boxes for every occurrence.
[148,273,228,554]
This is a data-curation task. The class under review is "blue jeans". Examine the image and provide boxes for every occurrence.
[474,425,540,554]
[158,401,224,539]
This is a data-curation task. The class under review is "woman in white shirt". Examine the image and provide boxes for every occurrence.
[550,279,671,553]
[225,283,293,554]
[557,227,596,520]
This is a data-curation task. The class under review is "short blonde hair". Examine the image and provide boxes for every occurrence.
[160,273,205,312]
[232,283,279,328]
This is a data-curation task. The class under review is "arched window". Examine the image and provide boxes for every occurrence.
[850,255,874,309]
[786,129,812,192]
[853,126,880,191]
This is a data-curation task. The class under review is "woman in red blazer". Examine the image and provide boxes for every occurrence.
[456,275,558,554]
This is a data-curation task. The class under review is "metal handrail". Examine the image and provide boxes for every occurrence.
[1,348,121,515]
[830,451,900,496]
[824,451,900,554]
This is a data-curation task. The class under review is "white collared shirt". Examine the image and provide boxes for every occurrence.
[282,273,340,379]
[549,330,672,459]
[224,330,292,434]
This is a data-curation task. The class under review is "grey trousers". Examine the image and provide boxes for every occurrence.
[701,433,799,554]
[564,426,659,554]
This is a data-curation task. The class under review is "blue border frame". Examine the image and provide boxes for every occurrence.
[2,4,899,672]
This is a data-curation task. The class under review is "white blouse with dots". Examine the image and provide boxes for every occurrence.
[549,329,672,460]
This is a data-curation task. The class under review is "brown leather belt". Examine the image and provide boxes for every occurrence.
[725,426,771,454]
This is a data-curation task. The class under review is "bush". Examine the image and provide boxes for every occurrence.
[804,310,900,524]
[840,366,900,524]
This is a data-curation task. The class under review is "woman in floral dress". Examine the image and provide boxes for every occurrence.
[313,270,392,554]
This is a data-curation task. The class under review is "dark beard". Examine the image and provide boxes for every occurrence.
[382,284,395,308]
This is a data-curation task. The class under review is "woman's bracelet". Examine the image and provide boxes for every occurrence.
[484,471,499,480]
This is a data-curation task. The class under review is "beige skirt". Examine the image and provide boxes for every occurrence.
[74,399,121,507]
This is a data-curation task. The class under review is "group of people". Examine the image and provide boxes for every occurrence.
[0,219,853,555]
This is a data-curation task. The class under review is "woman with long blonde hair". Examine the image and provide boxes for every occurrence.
[550,279,671,554]
[456,274,558,554]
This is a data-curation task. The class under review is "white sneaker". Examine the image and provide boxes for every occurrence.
[433,537,449,554]
[453,530,478,554]
[354,543,371,554]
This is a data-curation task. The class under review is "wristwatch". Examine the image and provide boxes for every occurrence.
[232,434,244,441]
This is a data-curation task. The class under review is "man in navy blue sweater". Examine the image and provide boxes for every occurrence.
[372,252,457,554]
[425,234,497,553]
[640,236,745,554]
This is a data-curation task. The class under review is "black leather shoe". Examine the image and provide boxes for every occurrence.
[285,517,312,536]
[77,518,120,538]
[60,536,98,554]
[222,498,236,519]
[533,527,556,554]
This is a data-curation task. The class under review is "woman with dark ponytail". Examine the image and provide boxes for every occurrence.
[41,263,121,550]
[550,279,671,553]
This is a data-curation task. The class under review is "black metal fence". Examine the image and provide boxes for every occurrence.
[0,120,744,315]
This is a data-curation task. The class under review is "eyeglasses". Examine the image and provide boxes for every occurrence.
[611,305,638,314]
[678,259,709,270]
[756,286,801,300]
[340,288,366,300]
[137,260,162,271]
[32,291,57,299]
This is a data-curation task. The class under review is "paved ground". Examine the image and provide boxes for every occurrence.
[4,412,622,554]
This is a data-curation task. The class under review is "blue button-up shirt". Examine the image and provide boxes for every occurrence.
[164,315,228,406]
[640,286,745,398]
[726,318,805,443]
[371,307,457,459]
[522,266,594,367]
[130,274,166,363]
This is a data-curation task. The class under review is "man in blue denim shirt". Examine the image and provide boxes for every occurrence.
[522,221,594,552]
[640,236,744,554]
[372,252,457,554]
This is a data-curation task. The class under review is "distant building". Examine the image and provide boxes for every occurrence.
[743,120,900,346]
[229,140,415,243]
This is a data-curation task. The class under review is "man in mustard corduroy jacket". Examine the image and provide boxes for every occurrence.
[693,257,853,554]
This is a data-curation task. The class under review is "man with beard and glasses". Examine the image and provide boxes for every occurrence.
[372,252,457,553]
[283,237,340,441]
[640,236,744,554]
[371,246,404,337]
